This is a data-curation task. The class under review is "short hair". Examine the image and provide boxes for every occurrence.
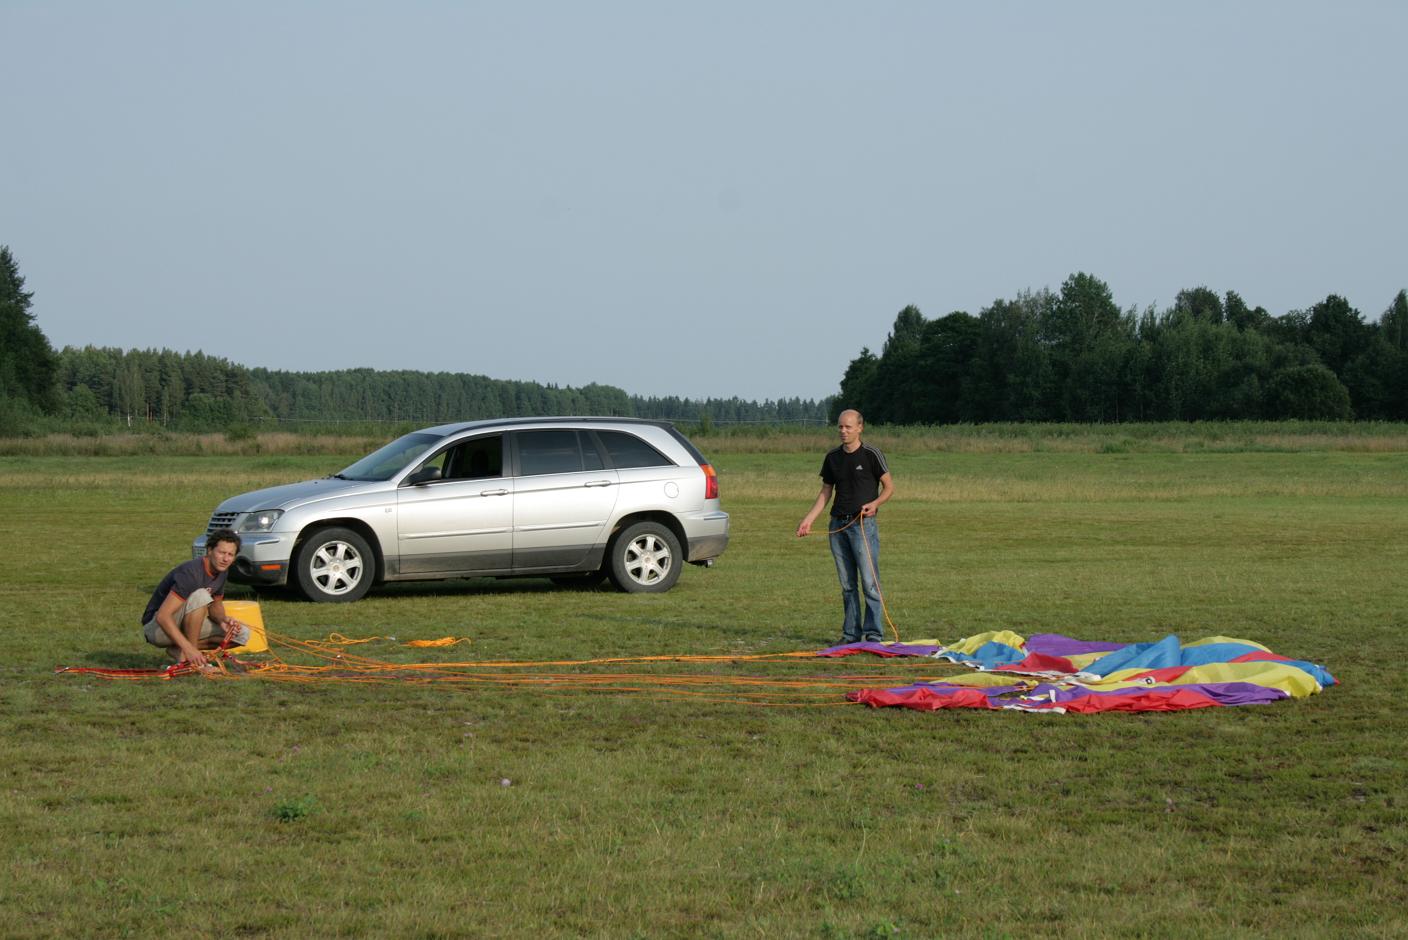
[839,408,864,426]
[206,528,242,552]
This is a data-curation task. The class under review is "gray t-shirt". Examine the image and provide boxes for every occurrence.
[141,557,228,625]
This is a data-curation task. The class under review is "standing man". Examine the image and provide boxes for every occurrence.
[796,409,894,644]
[141,528,245,669]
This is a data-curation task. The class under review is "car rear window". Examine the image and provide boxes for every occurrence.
[662,424,709,465]
[596,430,673,469]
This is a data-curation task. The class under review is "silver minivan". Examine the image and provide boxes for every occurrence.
[194,417,729,601]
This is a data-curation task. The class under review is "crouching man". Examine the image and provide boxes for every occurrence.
[141,528,244,669]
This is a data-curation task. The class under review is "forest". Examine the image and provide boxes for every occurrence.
[834,274,1408,423]
[4,245,1405,432]
[52,350,828,429]
[0,247,825,431]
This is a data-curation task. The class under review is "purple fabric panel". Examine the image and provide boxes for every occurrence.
[1085,682,1288,707]
[1017,681,1287,708]
[1024,634,1129,657]
[816,641,943,657]
[872,642,943,656]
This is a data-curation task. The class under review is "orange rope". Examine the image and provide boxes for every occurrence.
[94,628,964,706]
[61,562,934,704]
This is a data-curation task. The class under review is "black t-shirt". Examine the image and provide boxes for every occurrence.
[141,557,228,625]
[820,442,890,517]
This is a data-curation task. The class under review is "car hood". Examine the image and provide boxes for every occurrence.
[215,477,385,513]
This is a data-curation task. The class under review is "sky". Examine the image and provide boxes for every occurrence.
[4,1,1406,402]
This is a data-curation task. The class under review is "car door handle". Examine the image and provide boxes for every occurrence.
[479,488,509,497]
[583,480,613,488]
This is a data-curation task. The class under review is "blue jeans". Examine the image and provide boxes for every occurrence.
[829,514,883,643]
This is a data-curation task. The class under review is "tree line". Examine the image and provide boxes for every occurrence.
[835,274,1408,423]
[39,351,830,430]
[2,245,828,431]
[5,244,1405,432]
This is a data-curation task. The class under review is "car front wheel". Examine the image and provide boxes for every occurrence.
[294,527,374,602]
[609,522,682,594]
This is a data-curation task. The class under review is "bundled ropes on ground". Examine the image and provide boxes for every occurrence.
[57,629,965,707]
[58,629,1335,713]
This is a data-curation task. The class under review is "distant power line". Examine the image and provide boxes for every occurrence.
[252,415,830,426]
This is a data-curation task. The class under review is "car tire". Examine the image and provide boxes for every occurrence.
[608,521,682,594]
[294,527,374,603]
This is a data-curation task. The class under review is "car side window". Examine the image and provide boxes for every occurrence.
[581,433,606,471]
[596,430,672,469]
[516,429,586,476]
[408,434,504,483]
[410,446,453,481]
[446,435,503,479]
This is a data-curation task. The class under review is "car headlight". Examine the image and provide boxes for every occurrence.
[239,509,285,533]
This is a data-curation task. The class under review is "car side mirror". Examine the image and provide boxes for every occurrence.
[408,466,442,485]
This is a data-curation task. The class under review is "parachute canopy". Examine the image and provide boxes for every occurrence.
[820,632,1336,714]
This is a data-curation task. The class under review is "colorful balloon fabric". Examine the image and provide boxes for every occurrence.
[819,632,1336,714]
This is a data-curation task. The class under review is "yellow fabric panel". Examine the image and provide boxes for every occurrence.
[1090,661,1321,697]
[1184,636,1271,652]
[946,630,1027,655]
[939,673,1030,688]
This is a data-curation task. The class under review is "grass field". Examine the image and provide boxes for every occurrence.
[2,428,1406,938]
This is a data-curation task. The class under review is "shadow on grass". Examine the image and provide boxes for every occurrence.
[254,576,616,603]
[66,649,167,669]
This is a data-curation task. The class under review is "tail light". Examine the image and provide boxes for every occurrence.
[701,463,719,500]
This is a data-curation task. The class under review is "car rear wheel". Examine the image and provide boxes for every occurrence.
[294,527,374,602]
[608,521,682,594]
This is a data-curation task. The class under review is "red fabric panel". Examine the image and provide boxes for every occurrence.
[847,687,999,710]
[994,652,1077,674]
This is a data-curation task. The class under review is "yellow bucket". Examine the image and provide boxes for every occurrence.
[222,599,269,653]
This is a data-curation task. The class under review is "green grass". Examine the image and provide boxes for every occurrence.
[1,435,1406,938]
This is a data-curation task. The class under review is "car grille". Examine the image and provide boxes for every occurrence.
[206,511,239,534]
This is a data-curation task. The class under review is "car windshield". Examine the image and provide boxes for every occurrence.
[336,432,444,481]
